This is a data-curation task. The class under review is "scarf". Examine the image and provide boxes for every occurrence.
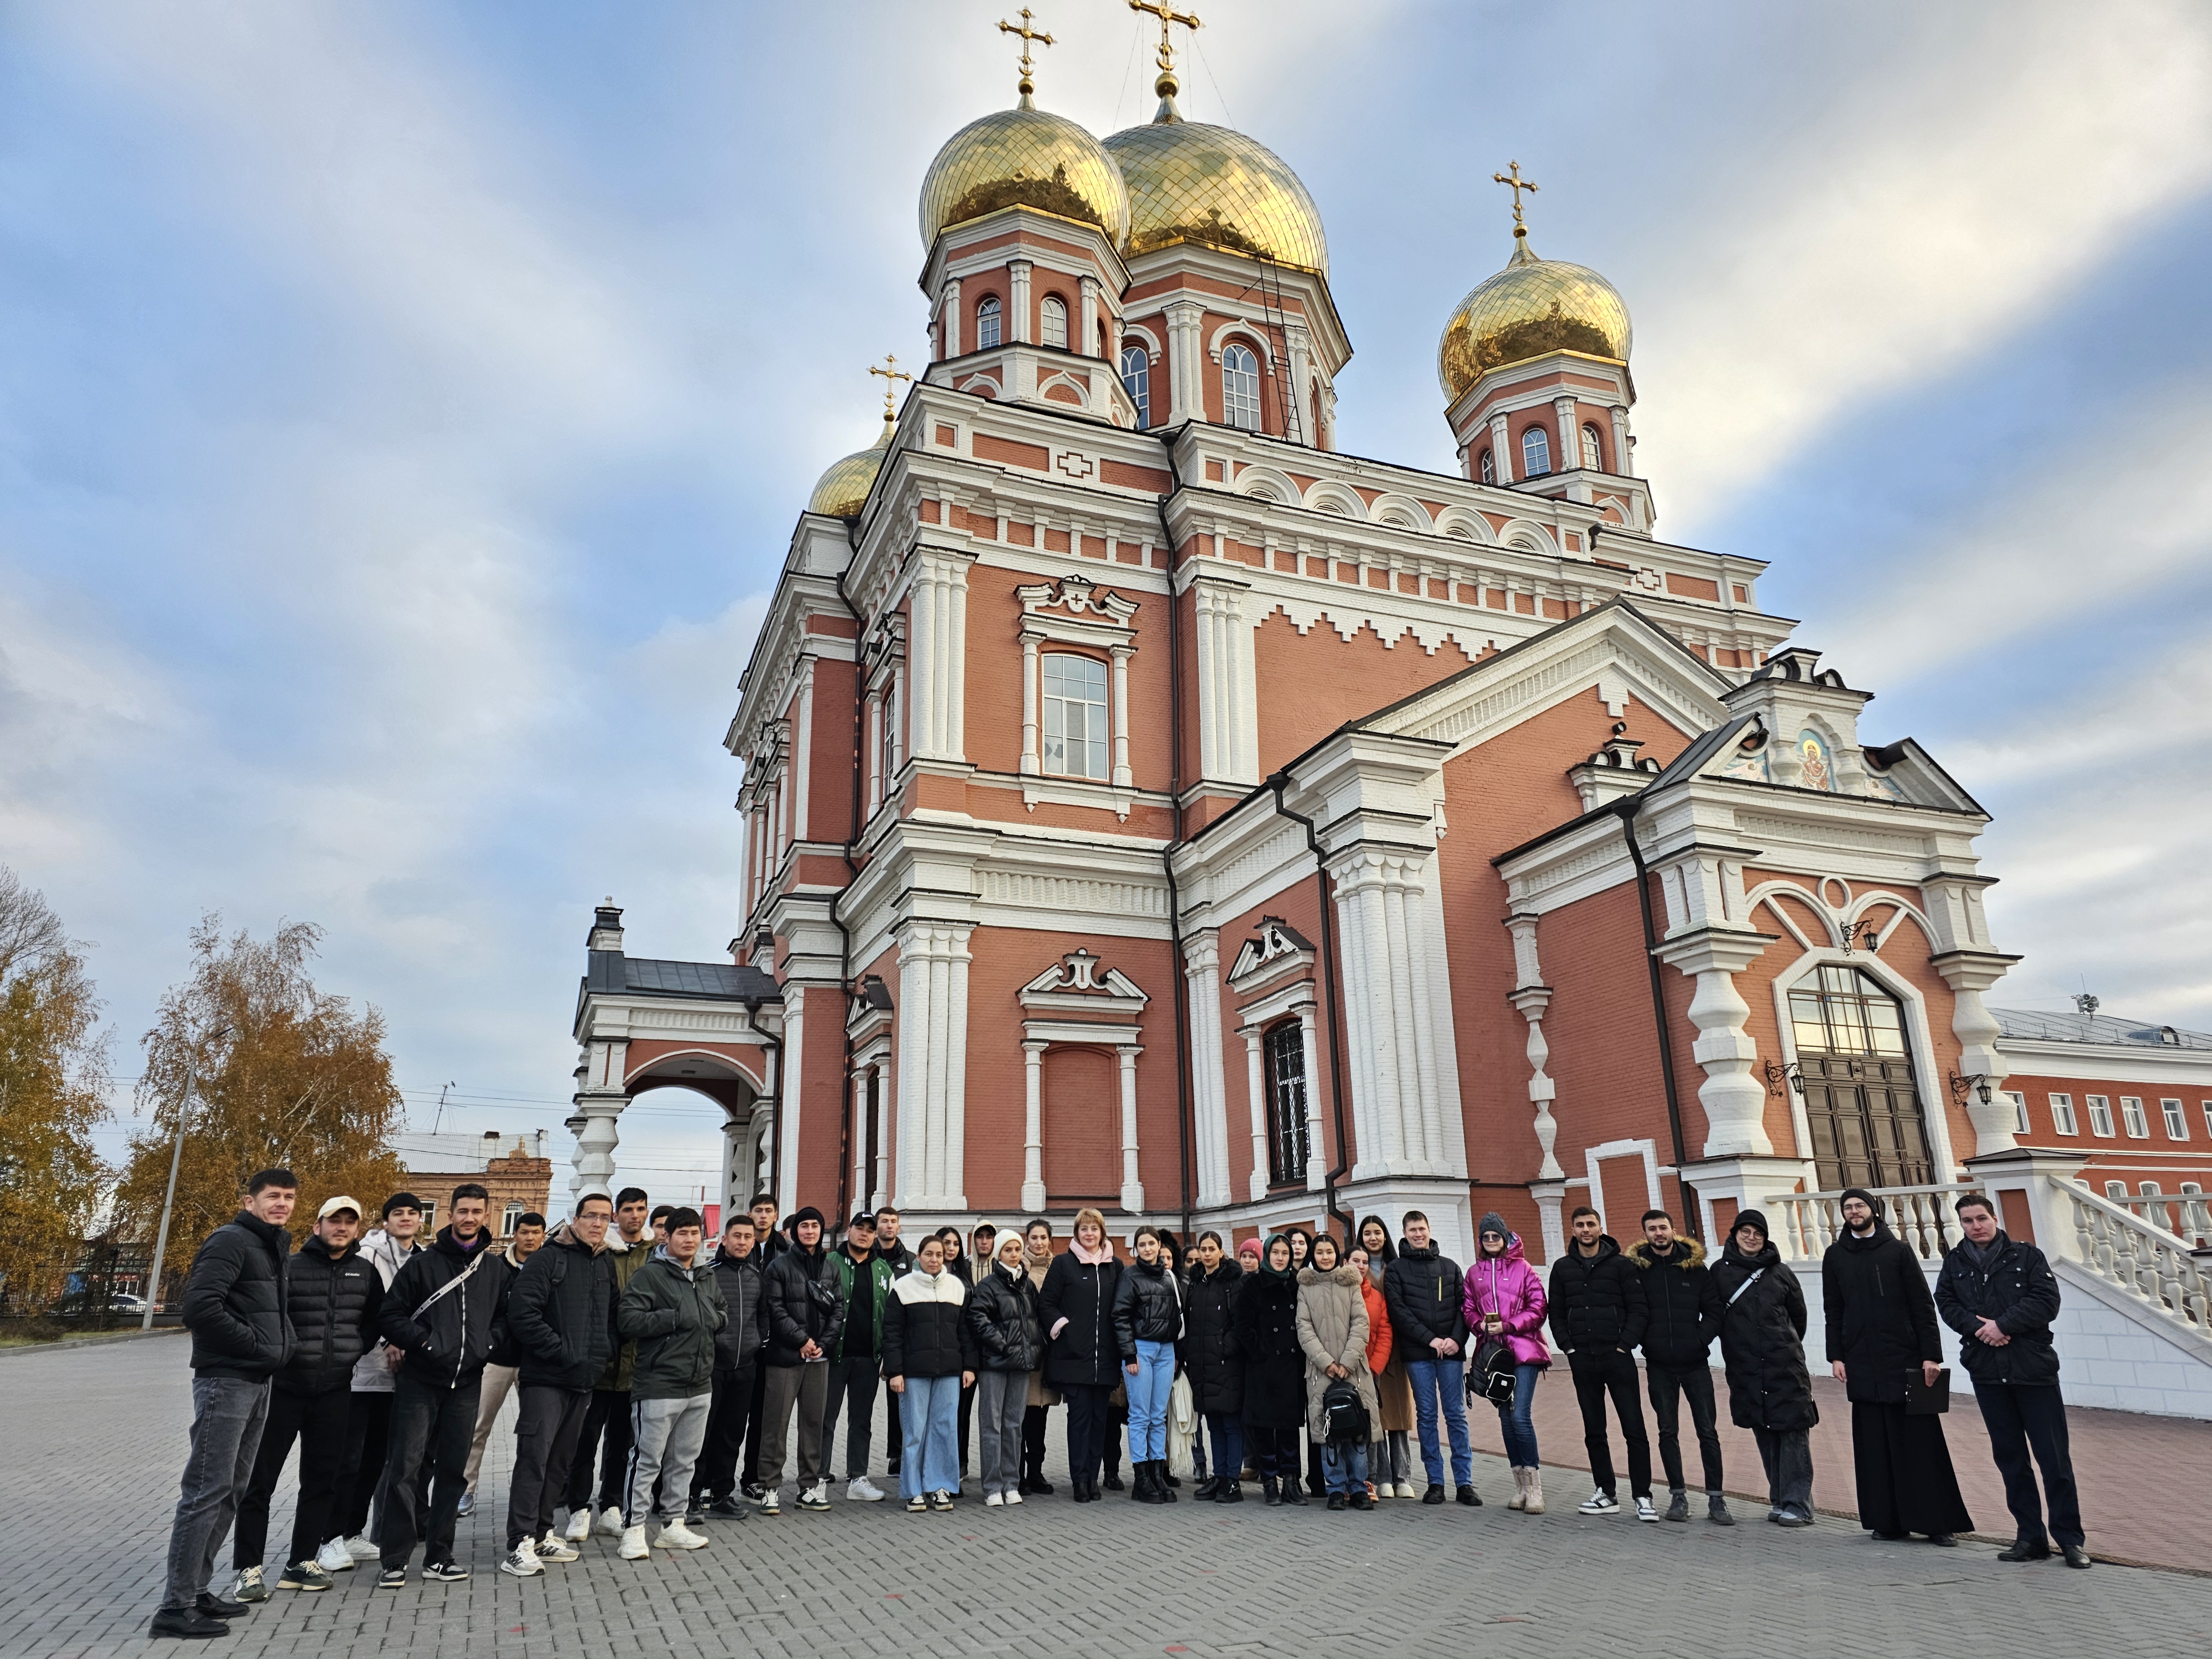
[1071,1238,1113,1266]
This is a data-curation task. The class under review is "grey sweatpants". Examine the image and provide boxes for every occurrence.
[164,1376,270,1610]
[625,1393,712,1526]
[975,1370,1027,1498]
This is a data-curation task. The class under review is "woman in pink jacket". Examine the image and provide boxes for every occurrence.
[1462,1212,1550,1514]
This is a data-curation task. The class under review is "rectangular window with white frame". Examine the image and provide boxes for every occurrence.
[1041,653,1109,779]
[2104,1180,2127,1201]
[2002,1090,2028,1135]
[2085,1094,2114,1137]
[2048,1092,2077,1135]
[2161,1097,2188,1140]
[2120,1095,2150,1138]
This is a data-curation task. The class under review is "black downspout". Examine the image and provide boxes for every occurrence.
[1615,798,1699,1241]
[1155,427,1196,1240]
[1265,774,1354,1245]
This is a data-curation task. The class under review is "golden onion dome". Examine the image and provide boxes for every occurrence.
[1103,111,1328,275]
[918,101,1131,252]
[1437,236,1632,401]
[806,417,894,519]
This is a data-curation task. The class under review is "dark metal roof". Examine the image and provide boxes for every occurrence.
[1991,1008,2212,1051]
[584,951,782,1003]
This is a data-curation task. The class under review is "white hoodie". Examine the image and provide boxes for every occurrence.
[349,1227,421,1394]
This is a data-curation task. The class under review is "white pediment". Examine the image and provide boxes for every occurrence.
[1018,948,1150,1014]
[1227,916,1316,992]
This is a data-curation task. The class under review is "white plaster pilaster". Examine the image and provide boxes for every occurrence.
[1009,260,1032,345]
[1489,412,1514,483]
[1243,1027,1269,1203]
[1021,1040,1048,1212]
[1182,931,1231,1208]
[1298,1004,1326,1192]
[1118,1045,1144,1213]
[942,276,961,359]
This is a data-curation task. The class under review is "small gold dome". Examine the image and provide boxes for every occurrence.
[1437,237,1632,401]
[919,104,1131,252]
[1103,114,1327,275]
[807,418,894,519]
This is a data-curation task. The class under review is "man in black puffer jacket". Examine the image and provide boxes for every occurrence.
[1626,1208,1729,1524]
[1547,1206,1652,1516]
[1935,1193,2084,1564]
[758,1207,843,1511]
[232,1196,383,1597]
[691,1212,769,1516]
[375,1184,513,1583]
[497,1193,618,1574]
[154,1168,299,1639]
[1381,1212,1474,1505]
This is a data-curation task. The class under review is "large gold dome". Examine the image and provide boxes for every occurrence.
[1103,116,1328,275]
[807,418,894,519]
[1438,237,1632,400]
[919,104,1131,252]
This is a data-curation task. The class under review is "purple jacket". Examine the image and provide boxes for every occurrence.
[1462,1239,1551,1369]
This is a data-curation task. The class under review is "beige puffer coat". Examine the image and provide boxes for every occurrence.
[1295,1263,1379,1444]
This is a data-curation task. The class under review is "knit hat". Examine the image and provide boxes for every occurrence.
[1838,1187,1882,1218]
[789,1205,826,1231]
[1237,1238,1262,1260]
[380,1192,423,1219]
[1477,1211,1511,1240]
[1733,1209,1770,1243]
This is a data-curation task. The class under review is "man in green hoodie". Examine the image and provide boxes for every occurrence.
[821,1212,896,1503]
[614,1207,727,1558]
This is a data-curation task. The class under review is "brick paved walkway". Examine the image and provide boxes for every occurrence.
[8,1339,2207,1659]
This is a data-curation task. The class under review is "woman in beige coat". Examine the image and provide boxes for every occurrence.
[1019,1218,1061,1494]
[1295,1233,1380,1511]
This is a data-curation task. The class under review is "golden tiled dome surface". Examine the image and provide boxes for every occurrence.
[1437,238,1632,399]
[919,106,1131,251]
[807,420,894,519]
[1102,118,1328,275]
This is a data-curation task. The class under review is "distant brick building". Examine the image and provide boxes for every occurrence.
[392,1130,554,1239]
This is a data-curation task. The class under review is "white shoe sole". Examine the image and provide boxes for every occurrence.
[499,1558,542,1578]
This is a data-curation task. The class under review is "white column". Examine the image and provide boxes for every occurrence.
[570,1097,625,1204]
[851,1067,868,1215]
[1654,931,1776,1158]
[790,662,814,843]
[1244,1028,1269,1203]
[909,554,971,762]
[1555,395,1579,473]
[1285,322,1313,445]
[1489,412,1514,483]
[895,937,930,1208]
[1192,578,1256,786]
[1022,1040,1048,1212]
[1183,932,1229,1208]
[1297,1004,1327,1192]
[1165,300,1203,424]
[1009,260,1032,345]
[1507,917,1566,1183]
[1117,1044,1145,1213]
[776,987,805,1207]
[942,276,961,359]
[1079,276,1100,357]
[864,687,884,815]
[1109,644,1133,787]
[1608,404,1631,477]
[1019,630,1041,775]
[869,1068,890,1211]
[1335,854,1405,1173]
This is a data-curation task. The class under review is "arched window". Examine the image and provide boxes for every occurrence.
[1788,964,1932,1189]
[1041,653,1109,780]
[1263,1020,1311,1186]
[1521,425,1551,476]
[977,294,1001,350]
[1222,342,1262,431]
[1478,448,1495,484]
[1039,295,1067,349]
[1580,422,1603,471]
[1120,344,1151,429]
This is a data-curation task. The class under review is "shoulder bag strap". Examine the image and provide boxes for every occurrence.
[1725,1267,1767,1308]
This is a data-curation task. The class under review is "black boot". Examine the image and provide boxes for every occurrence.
[1262,1475,1281,1507]
[1155,1460,1177,1503]
[1102,1458,1124,1491]
[1131,1462,1155,1503]
[1164,1465,1181,1488]
[1214,1475,1244,1504]
[1194,1474,1221,1500]
[1282,1472,1308,1506]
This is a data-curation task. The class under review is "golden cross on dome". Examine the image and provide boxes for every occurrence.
[868,354,912,421]
[1129,0,1201,104]
[1493,160,1540,238]
[998,9,1055,105]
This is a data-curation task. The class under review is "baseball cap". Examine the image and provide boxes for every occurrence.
[848,1211,878,1231]
[318,1196,363,1222]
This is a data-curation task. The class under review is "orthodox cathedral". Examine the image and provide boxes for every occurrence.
[565,6,2212,1323]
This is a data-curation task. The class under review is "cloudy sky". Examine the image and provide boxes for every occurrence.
[5,0,2208,1198]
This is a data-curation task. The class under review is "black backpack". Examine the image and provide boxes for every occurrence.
[1321,1376,1369,1444]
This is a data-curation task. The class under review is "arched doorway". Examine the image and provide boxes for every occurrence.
[625,1053,761,1224]
[1787,964,1933,1190]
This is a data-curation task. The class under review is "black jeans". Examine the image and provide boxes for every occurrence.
[508,1385,591,1550]
[1975,1383,2084,1549]
[1021,1401,1050,1484]
[564,1388,633,1514]
[234,1385,351,1570]
[742,1363,771,1486]
[1645,1361,1723,1493]
[1064,1384,1113,1484]
[693,1362,757,1500]
[336,1390,391,1538]
[1243,1423,1294,1480]
[1569,1348,1651,1499]
[820,1355,882,1480]
[379,1370,478,1570]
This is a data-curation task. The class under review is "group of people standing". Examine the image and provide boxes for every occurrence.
[150,1171,2093,1637]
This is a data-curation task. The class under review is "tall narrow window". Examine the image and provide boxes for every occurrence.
[1222,343,1262,431]
[977,294,1002,349]
[1120,344,1151,428]
[1478,448,1495,484]
[1787,963,1932,1188]
[1263,1020,1310,1187]
[1521,425,1551,476]
[1041,653,1108,780]
[2049,1093,2078,1135]
[2004,1091,2029,1135]
[1580,422,1604,470]
[502,1202,524,1236]
[2121,1095,2150,1138]
[2086,1094,2114,1137]
[1040,295,1067,349]
[2162,1097,2189,1140]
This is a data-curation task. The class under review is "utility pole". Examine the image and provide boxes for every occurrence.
[142,1026,231,1331]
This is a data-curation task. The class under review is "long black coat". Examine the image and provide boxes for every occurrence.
[1235,1269,1306,1430]
[1179,1260,1244,1417]
[1934,1233,2062,1386]
[1823,1220,1941,1404]
[1039,1249,1123,1390]
[182,1212,296,1381]
[507,1226,619,1390]
[1710,1240,1819,1432]
[275,1234,381,1395]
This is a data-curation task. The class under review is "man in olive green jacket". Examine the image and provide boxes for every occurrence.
[613,1208,727,1557]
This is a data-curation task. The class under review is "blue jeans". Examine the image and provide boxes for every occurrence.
[897,1375,961,1501]
[164,1376,270,1611]
[1404,1354,1473,1488]
[1321,1438,1369,1495]
[1494,1363,1541,1467]
[1205,1413,1243,1483]
[1126,1340,1174,1462]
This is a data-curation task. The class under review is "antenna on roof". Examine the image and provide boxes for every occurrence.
[432,1080,457,1133]
[2073,991,2099,1018]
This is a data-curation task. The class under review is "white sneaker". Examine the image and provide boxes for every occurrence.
[343,1534,379,1562]
[564,1507,593,1543]
[596,1505,625,1537]
[759,1487,780,1515]
[1004,1490,1023,1505]
[1395,1483,1416,1500]
[535,1531,578,1563]
[1579,1490,1621,1515]
[315,1538,355,1574]
[498,1541,542,1578]
[617,1524,650,1561]
[984,1491,1004,1507]
[1636,1495,1660,1523]
[656,1520,710,1550]
[847,1476,886,1503]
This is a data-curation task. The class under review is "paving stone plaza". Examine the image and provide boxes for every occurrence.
[9,1335,2208,1659]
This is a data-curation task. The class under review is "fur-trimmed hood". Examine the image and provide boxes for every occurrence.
[1627,1236,1707,1271]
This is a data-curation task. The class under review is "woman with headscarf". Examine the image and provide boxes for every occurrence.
[1297,1232,1378,1511]
[1037,1209,1121,1503]
[1277,1228,1325,1495]
[1356,1216,1416,1498]
[1181,1231,1244,1503]
[1710,1209,1818,1526]
[1235,1234,1308,1506]
[966,1232,1043,1506]
[1823,1189,1971,1543]
[1462,1211,1550,1514]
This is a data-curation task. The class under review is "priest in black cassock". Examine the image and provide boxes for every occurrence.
[1823,1188,1973,1543]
